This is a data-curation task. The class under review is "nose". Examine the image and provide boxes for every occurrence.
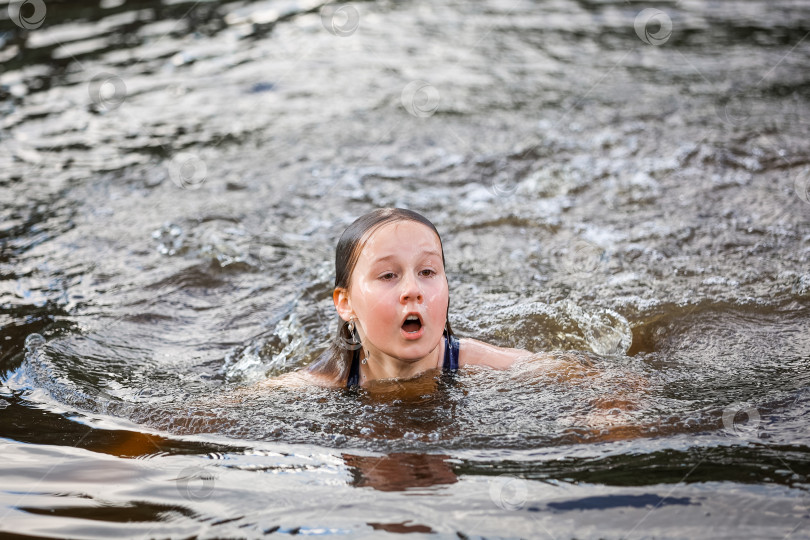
[399,271,423,304]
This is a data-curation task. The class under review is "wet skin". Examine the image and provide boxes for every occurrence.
[334,221,450,382]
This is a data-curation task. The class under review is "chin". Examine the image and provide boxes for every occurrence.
[395,337,440,360]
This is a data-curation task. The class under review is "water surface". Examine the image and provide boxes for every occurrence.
[1,0,809,537]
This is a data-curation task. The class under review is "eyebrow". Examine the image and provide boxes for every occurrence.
[371,250,442,264]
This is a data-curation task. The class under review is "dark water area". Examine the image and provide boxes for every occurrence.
[1,0,810,538]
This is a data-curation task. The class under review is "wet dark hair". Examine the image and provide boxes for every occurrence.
[308,208,454,383]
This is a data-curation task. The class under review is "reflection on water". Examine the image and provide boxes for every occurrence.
[1,0,809,537]
[344,452,458,492]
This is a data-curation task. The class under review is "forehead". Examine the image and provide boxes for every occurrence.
[360,220,442,259]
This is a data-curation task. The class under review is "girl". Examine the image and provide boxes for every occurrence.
[307,208,531,388]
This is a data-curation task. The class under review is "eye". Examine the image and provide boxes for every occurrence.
[379,272,396,281]
[419,268,436,277]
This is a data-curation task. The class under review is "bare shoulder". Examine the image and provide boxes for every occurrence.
[458,338,532,370]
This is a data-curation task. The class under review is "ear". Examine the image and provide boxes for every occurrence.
[333,287,354,322]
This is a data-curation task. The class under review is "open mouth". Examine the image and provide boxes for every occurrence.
[401,314,423,334]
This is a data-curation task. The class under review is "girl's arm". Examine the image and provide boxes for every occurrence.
[257,369,339,388]
[458,338,533,369]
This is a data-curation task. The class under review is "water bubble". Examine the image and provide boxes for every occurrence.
[168,152,207,190]
[634,8,672,46]
[488,474,528,511]
[722,404,761,439]
[88,73,127,112]
[152,223,185,256]
[401,81,440,118]
[175,466,216,501]
[24,333,46,352]
[585,309,632,356]
[8,0,47,30]
[320,3,360,37]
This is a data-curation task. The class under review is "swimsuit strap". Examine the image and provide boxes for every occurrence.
[346,348,361,388]
[442,332,460,371]
[346,333,459,388]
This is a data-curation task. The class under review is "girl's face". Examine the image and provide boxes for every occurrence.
[340,220,449,363]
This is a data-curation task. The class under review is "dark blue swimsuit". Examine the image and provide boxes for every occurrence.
[346,333,459,388]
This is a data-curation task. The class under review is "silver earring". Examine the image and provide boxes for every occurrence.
[361,349,368,365]
[346,319,360,345]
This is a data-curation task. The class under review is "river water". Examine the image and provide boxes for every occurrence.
[1,0,809,538]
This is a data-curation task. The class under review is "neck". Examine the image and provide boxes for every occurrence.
[360,339,444,382]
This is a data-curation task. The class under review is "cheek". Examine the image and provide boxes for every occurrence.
[355,280,398,320]
[424,282,449,318]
